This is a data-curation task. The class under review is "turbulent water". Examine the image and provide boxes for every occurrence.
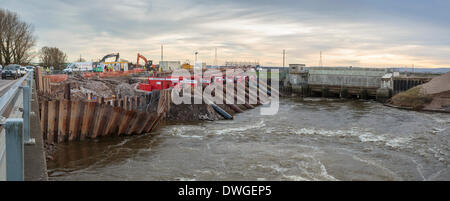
[47,98,450,181]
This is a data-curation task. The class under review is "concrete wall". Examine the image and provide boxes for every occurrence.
[288,64,308,86]
[308,67,387,88]
[261,67,289,82]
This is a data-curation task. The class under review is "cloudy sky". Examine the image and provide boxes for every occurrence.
[2,0,450,67]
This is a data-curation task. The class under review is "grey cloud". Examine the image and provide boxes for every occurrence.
[1,0,449,67]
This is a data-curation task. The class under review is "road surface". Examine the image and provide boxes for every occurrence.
[0,79,18,97]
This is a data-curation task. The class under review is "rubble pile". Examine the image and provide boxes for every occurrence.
[48,75,144,100]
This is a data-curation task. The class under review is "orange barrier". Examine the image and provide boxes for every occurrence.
[83,72,99,78]
[43,74,68,83]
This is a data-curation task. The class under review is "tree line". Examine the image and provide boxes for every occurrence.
[1,9,67,69]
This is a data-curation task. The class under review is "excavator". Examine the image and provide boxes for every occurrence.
[94,53,120,72]
[136,53,154,71]
[100,53,120,63]
[181,60,193,70]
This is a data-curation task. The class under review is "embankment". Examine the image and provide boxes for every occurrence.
[389,72,450,112]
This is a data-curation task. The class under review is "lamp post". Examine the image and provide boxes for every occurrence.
[195,51,199,63]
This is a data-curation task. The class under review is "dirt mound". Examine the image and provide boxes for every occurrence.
[421,72,450,95]
[47,76,143,101]
[390,72,450,111]
[390,86,432,110]
[116,83,139,97]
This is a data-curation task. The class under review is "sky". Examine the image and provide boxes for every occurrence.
[2,0,450,67]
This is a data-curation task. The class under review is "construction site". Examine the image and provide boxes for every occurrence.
[2,49,449,181]
[1,0,449,183]
[33,53,276,159]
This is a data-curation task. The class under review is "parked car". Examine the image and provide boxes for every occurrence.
[1,64,20,79]
[0,65,3,75]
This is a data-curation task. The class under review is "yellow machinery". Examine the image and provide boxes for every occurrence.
[104,61,129,72]
[181,61,193,70]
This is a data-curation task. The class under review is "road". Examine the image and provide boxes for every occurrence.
[0,79,18,97]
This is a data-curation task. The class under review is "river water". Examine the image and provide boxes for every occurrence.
[47,98,450,181]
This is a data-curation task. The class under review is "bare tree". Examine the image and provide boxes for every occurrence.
[0,9,36,66]
[39,46,67,70]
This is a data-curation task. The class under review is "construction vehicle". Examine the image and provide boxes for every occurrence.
[100,53,120,63]
[181,60,193,70]
[136,53,154,71]
[63,62,94,74]
[94,53,120,72]
[104,61,129,72]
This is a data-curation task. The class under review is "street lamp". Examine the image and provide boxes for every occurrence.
[195,51,199,63]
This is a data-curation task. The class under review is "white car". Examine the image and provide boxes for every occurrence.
[25,66,34,72]
[20,67,27,76]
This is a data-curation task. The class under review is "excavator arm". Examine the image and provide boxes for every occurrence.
[137,53,148,67]
[137,53,153,71]
[100,53,120,63]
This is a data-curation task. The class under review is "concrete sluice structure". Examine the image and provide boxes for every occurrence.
[286,66,387,99]
[392,76,433,95]
[281,66,444,102]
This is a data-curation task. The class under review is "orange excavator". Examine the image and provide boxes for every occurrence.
[137,53,154,72]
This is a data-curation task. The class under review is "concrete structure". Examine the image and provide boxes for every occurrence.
[194,62,207,69]
[308,67,387,88]
[289,64,306,70]
[24,80,48,180]
[284,65,446,99]
[307,67,388,97]
[260,67,289,82]
[225,61,260,67]
[284,66,393,98]
[381,73,394,89]
[392,73,437,95]
[287,64,308,93]
[376,73,394,102]
[159,61,181,71]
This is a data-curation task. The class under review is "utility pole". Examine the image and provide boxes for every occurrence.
[161,44,164,62]
[195,51,199,63]
[214,48,218,66]
[319,51,323,67]
[283,49,285,67]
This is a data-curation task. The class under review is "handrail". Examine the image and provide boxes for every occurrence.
[0,72,32,181]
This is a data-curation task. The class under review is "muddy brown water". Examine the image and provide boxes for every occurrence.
[47,98,450,181]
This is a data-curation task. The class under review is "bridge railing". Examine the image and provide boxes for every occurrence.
[0,72,34,181]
